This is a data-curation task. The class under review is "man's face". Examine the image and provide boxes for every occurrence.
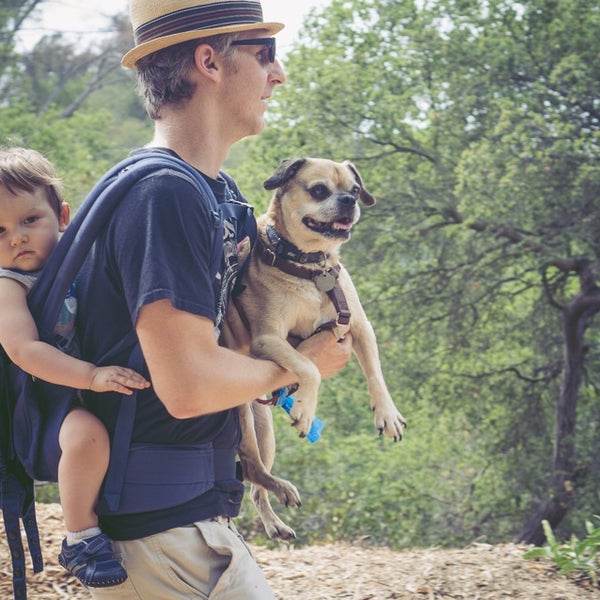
[220,32,286,139]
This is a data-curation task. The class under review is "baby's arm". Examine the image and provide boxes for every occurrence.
[0,278,149,394]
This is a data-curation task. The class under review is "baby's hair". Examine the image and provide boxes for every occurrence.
[0,146,64,217]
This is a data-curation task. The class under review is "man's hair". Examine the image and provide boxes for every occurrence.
[0,147,64,217]
[135,33,239,120]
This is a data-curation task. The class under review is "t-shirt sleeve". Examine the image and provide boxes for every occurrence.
[108,172,217,324]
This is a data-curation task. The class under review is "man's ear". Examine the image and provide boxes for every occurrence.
[194,43,221,82]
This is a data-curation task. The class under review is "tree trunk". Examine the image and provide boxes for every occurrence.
[516,266,600,545]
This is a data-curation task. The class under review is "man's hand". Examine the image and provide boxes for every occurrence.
[296,329,353,379]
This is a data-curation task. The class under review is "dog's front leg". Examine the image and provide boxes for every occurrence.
[351,315,407,441]
[252,334,320,437]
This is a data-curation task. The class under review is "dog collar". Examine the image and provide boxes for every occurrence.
[255,236,351,327]
[266,225,329,265]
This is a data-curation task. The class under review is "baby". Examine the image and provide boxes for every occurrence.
[0,146,149,587]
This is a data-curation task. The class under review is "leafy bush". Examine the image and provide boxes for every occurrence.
[523,518,600,588]
[235,396,520,549]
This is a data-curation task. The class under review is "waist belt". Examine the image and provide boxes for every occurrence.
[98,443,237,515]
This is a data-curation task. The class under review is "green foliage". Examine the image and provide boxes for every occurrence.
[34,482,59,504]
[0,3,146,207]
[236,389,531,549]
[0,105,134,207]
[231,0,600,549]
[523,518,600,587]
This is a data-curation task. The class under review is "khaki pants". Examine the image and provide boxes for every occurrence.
[87,518,275,599]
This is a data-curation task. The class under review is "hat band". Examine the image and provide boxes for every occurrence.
[134,1,265,45]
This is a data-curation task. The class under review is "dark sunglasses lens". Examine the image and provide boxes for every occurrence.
[268,39,276,62]
[231,38,276,63]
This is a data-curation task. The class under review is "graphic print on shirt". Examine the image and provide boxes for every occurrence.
[214,217,239,338]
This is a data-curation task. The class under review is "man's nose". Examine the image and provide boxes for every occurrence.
[269,59,287,86]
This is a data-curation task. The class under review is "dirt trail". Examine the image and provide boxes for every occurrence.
[1,504,597,599]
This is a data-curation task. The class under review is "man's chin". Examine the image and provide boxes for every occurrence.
[242,121,265,140]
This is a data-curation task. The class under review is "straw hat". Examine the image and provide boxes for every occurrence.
[122,0,284,68]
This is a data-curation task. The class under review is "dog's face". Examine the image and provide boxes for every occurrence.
[263,158,376,255]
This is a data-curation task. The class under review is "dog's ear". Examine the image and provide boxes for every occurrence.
[264,158,307,190]
[344,161,376,206]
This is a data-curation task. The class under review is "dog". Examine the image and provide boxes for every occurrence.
[235,157,407,540]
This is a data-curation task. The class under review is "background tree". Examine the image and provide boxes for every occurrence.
[18,14,131,119]
[231,0,600,546]
[0,1,149,202]
[0,0,41,86]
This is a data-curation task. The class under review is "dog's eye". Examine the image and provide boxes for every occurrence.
[308,184,331,201]
[351,185,360,198]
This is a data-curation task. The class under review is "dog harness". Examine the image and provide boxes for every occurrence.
[255,227,351,331]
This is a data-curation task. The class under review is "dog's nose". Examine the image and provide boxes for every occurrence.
[338,194,357,207]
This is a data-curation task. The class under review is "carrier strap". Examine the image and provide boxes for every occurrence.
[0,469,42,600]
[100,344,143,512]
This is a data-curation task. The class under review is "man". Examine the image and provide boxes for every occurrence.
[75,1,353,598]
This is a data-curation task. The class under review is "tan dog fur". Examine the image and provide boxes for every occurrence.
[236,158,406,540]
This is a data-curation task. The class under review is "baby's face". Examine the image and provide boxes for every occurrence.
[0,184,67,272]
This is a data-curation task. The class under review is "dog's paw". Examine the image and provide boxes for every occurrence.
[372,405,407,442]
[289,400,317,438]
[273,478,302,508]
[252,485,299,542]
[266,520,297,541]
[290,418,313,438]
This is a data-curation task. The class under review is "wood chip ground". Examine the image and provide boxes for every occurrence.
[1,504,597,599]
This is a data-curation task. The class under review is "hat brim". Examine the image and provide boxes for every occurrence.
[122,21,284,68]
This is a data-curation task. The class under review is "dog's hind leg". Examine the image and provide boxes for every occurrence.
[238,402,300,540]
[251,402,298,540]
[250,483,297,541]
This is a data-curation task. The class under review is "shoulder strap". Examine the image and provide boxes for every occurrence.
[215,167,257,263]
[29,152,223,341]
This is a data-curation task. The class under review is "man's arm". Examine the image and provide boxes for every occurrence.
[136,298,352,418]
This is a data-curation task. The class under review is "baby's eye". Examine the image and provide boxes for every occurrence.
[23,215,38,225]
[0,227,5,235]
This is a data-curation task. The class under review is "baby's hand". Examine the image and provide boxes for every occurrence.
[89,366,150,394]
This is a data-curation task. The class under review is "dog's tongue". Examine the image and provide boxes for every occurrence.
[333,220,353,231]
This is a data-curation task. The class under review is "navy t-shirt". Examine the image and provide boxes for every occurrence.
[76,149,247,540]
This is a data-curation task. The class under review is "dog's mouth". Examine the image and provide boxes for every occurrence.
[303,216,354,238]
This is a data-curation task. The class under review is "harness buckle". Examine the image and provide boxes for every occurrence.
[263,247,277,267]
[336,310,351,327]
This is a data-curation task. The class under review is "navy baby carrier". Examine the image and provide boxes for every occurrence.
[0,151,256,599]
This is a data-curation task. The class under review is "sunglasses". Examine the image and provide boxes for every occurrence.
[230,37,276,63]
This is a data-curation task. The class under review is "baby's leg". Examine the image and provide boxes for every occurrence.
[58,407,109,532]
[57,408,127,587]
